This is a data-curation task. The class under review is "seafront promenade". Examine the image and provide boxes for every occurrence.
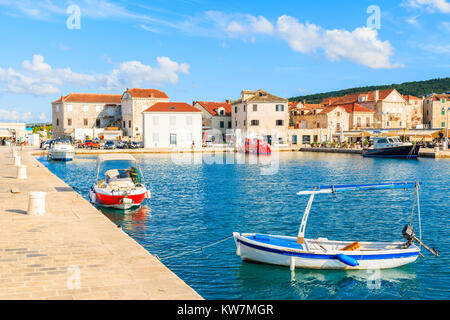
[0,146,202,300]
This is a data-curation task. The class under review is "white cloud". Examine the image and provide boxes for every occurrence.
[403,0,450,13]
[0,108,33,122]
[277,15,403,69]
[0,55,190,96]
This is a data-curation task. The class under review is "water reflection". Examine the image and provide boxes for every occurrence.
[99,204,151,232]
[236,261,419,299]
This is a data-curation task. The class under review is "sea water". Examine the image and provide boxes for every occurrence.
[38,152,450,300]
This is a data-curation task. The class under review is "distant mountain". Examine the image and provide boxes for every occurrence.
[289,77,450,104]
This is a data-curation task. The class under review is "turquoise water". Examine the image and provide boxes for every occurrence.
[37,152,449,300]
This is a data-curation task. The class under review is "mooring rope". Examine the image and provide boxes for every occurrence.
[155,235,234,261]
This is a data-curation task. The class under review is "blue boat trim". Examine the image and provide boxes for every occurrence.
[237,238,419,260]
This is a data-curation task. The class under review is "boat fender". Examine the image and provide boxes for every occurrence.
[337,253,359,267]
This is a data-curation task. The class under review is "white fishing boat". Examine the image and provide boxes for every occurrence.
[234,182,439,270]
[48,140,75,161]
[89,154,150,210]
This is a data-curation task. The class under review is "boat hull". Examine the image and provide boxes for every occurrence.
[234,233,419,270]
[48,151,75,161]
[362,145,419,159]
[89,186,148,210]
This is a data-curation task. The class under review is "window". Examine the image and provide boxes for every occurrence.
[219,109,225,116]
[244,105,246,112]
[83,119,88,126]
[336,123,341,131]
[366,117,370,127]
[243,120,246,126]
[253,104,257,112]
[276,120,284,126]
[68,118,72,126]
[56,105,59,112]
[235,120,237,127]
[251,120,259,126]
[276,104,284,112]
[228,121,231,128]
[170,116,176,126]
[129,120,131,128]
[83,105,88,112]
[442,108,446,115]
[292,135,297,145]
[67,105,72,112]
[186,116,192,126]
[302,135,311,144]
[442,122,446,127]
[386,121,391,127]
[96,105,101,112]
[316,123,320,128]
[220,121,224,128]
[153,133,159,142]
[337,112,340,117]
[96,119,100,127]
[170,134,177,145]
[56,118,59,126]
[442,99,446,103]
[123,121,125,128]
[235,107,238,113]
[153,116,159,125]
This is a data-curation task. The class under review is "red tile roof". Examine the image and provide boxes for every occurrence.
[143,102,201,113]
[403,95,422,102]
[125,88,169,99]
[322,89,400,106]
[194,101,231,116]
[52,93,122,104]
[336,103,374,113]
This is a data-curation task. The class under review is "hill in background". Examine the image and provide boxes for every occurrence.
[289,77,450,104]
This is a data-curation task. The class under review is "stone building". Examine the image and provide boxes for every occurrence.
[423,94,450,129]
[322,89,411,129]
[403,95,424,129]
[231,90,289,145]
[193,101,232,143]
[121,88,170,138]
[51,93,122,139]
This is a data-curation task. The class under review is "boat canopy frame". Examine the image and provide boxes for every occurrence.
[295,182,423,246]
[95,154,143,184]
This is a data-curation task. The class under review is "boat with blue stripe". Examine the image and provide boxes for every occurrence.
[233,182,439,270]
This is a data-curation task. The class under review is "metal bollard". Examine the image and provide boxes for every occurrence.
[27,192,46,216]
[17,165,27,179]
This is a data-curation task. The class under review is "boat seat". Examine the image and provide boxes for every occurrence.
[340,241,360,251]
[105,169,120,181]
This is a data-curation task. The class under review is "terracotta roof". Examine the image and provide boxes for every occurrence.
[322,89,401,106]
[52,93,122,104]
[335,103,374,113]
[403,95,421,101]
[194,101,231,116]
[143,102,201,113]
[125,88,169,99]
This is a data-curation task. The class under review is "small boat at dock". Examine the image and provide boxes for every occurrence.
[48,140,75,161]
[234,182,439,270]
[362,136,419,159]
[89,154,150,210]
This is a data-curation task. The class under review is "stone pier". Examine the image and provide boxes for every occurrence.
[0,146,202,300]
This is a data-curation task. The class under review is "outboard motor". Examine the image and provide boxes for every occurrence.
[402,225,440,257]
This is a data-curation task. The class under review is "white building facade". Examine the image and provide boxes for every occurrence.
[142,102,202,149]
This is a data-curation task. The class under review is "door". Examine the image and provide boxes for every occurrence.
[170,133,177,146]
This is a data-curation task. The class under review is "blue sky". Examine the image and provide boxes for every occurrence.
[0,0,449,123]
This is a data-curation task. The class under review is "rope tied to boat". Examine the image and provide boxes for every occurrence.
[155,235,234,261]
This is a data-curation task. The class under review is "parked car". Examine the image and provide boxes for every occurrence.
[128,141,141,149]
[116,140,128,149]
[104,140,116,150]
[40,140,53,149]
[85,140,101,149]
[75,140,85,148]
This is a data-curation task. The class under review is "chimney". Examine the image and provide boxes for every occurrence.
[225,99,231,104]
[375,90,379,101]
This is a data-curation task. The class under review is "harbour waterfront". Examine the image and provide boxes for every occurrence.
[38,151,450,300]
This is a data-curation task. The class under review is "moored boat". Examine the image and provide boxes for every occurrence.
[362,136,419,159]
[234,182,439,270]
[48,140,75,161]
[89,154,150,210]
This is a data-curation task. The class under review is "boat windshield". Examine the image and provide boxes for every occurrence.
[97,160,137,181]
